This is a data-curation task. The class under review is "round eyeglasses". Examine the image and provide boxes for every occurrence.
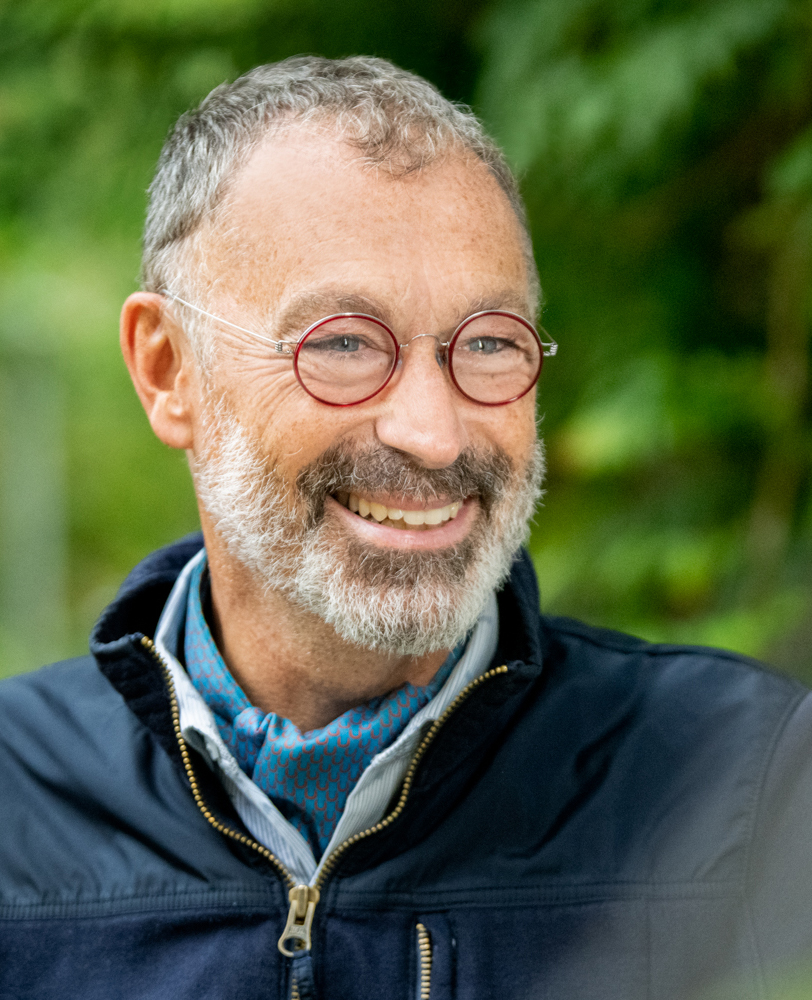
[164,293,557,407]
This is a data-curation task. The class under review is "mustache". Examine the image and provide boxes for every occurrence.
[295,444,515,525]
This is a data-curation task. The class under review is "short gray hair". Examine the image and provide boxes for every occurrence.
[142,55,539,312]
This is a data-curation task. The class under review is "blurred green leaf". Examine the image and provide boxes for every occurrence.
[770,123,812,196]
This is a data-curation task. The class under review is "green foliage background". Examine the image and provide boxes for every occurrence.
[1,0,811,681]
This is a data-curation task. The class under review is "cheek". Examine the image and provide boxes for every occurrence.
[479,395,538,467]
[248,389,374,472]
[212,353,375,462]
[216,363,305,446]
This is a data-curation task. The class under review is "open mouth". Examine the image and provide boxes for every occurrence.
[334,491,463,531]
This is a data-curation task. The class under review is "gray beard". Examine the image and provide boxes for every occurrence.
[193,395,545,656]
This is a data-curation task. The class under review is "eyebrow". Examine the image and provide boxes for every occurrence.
[463,291,530,317]
[270,291,394,340]
[268,287,532,341]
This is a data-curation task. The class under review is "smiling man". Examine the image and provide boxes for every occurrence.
[134,122,544,736]
[2,56,812,1000]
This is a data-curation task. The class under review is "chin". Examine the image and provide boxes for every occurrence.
[281,509,510,656]
[195,403,545,652]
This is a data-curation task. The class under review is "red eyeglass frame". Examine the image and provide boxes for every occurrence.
[163,293,556,407]
[289,310,549,408]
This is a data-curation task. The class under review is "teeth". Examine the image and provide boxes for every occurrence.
[368,501,388,522]
[342,493,464,529]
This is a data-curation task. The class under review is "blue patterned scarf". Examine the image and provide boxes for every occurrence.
[184,555,462,857]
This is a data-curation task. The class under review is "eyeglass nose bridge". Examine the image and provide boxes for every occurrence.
[397,333,452,368]
[398,333,452,349]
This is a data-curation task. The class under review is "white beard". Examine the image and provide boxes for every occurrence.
[193,395,544,656]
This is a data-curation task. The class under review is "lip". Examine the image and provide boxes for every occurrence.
[326,494,477,550]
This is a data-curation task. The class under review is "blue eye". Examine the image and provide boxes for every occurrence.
[304,335,362,353]
[465,337,503,355]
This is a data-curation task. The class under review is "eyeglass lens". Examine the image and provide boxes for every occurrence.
[294,313,542,406]
[449,313,541,404]
[295,316,397,405]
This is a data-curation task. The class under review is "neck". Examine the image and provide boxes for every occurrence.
[201,528,450,733]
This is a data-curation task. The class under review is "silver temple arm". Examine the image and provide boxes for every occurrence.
[165,290,558,359]
[162,291,297,355]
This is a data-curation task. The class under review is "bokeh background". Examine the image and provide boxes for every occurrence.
[1,0,811,681]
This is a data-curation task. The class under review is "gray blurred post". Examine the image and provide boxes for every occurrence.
[0,344,68,676]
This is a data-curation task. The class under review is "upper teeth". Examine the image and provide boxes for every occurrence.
[345,493,462,527]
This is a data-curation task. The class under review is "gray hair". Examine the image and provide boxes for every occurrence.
[142,55,539,317]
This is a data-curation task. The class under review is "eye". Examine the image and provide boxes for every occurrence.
[462,336,514,355]
[302,334,363,353]
[474,337,497,354]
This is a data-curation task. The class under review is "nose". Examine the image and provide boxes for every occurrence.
[373,337,467,469]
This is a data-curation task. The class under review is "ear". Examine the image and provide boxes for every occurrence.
[120,292,198,450]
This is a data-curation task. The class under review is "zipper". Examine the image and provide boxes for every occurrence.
[139,636,296,890]
[141,635,506,986]
[309,662,509,891]
[416,923,432,1000]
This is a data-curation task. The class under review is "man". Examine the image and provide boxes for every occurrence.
[1,55,811,1000]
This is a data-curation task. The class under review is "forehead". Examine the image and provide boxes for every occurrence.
[203,130,531,325]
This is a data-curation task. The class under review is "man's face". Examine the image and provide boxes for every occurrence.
[187,130,543,654]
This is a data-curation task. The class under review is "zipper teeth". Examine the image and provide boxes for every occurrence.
[314,664,508,890]
[290,979,300,1000]
[416,923,432,1000]
[142,631,507,895]
[140,635,296,889]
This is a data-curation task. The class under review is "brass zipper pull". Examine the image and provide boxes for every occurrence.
[279,885,321,957]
